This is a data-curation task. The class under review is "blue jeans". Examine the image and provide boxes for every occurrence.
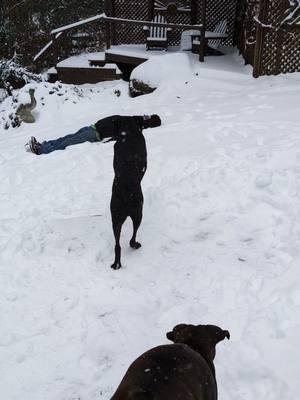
[40,126,99,154]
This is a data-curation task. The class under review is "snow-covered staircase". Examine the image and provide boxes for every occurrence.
[56,63,122,84]
[51,53,122,84]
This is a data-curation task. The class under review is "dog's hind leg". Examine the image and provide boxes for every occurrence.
[111,217,126,270]
[129,208,142,250]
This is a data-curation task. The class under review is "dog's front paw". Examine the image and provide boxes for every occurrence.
[130,240,142,250]
[111,261,122,270]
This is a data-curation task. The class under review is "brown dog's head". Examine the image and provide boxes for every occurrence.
[166,324,230,362]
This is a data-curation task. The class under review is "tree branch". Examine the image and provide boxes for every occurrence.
[5,0,29,17]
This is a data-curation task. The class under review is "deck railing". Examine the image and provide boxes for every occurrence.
[103,16,205,61]
[34,14,206,65]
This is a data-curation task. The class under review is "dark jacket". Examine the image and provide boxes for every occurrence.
[95,115,147,187]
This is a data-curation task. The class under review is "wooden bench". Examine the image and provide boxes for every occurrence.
[143,14,172,50]
[192,20,228,55]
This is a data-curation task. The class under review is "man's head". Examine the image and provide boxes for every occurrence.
[143,114,162,129]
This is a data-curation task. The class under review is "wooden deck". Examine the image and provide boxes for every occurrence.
[52,45,180,84]
[49,41,228,84]
[104,44,183,64]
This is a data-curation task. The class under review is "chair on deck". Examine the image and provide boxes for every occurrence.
[143,14,172,50]
[192,20,228,55]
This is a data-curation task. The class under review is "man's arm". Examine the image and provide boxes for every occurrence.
[94,115,121,141]
[94,114,161,142]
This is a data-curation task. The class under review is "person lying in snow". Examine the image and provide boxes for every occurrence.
[26,114,162,270]
[26,114,160,155]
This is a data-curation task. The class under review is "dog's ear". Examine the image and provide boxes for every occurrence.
[166,324,190,342]
[191,325,230,361]
[206,325,230,344]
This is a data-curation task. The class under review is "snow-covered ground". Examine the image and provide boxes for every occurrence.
[0,50,300,400]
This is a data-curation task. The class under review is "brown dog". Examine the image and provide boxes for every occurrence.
[110,324,230,400]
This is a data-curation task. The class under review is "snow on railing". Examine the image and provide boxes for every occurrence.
[281,0,300,27]
[33,32,63,62]
[104,16,202,30]
[254,0,300,31]
[253,15,274,29]
[33,13,106,62]
[50,13,106,35]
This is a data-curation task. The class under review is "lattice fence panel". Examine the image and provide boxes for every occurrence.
[280,32,300,73]
[161,12,192,45]
[206,0,238,45]
[260,0,300,75]
[236,0,259,65]
[260,0,285,75]
[113,0,149,44]
[113,0,238,46]
[196,0,203,22]
[196,0,238,45]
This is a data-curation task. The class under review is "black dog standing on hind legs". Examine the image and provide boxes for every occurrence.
[96,114,162,270]
[26,114,162,270]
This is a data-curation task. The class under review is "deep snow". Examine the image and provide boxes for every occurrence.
[0,50,300,400]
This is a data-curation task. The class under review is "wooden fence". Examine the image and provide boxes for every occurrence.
[110,0,239,46]
[238,0,300,77]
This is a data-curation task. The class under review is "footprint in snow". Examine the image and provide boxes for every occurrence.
[194,231,210,241]
[256,136,265,146]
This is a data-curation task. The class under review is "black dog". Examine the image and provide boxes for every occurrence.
[110,323,230,400]
[95,114,161,269]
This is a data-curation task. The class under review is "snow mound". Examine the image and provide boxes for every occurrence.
[131,53,193,89]
[0,81,113,129]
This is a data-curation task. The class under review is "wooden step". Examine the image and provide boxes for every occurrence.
[89,59,107,67]
[56,64,122,84]
[47,67,58,83]
[55,54,122,84]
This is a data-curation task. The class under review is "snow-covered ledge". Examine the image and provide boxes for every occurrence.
[129,53,193,97]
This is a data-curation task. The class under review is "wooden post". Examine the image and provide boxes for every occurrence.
[275,1,286,75]
[233,0,246,47]
[104,0,111,49]
[199,0,206,62]
[199,27,205,62]
[148,0,155,20]
[110,0,116,45]
[190,0,197,25]
[104,0,109,15]
[105,22,111,49]
[51,34,59,66]
[253,0,268,77]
